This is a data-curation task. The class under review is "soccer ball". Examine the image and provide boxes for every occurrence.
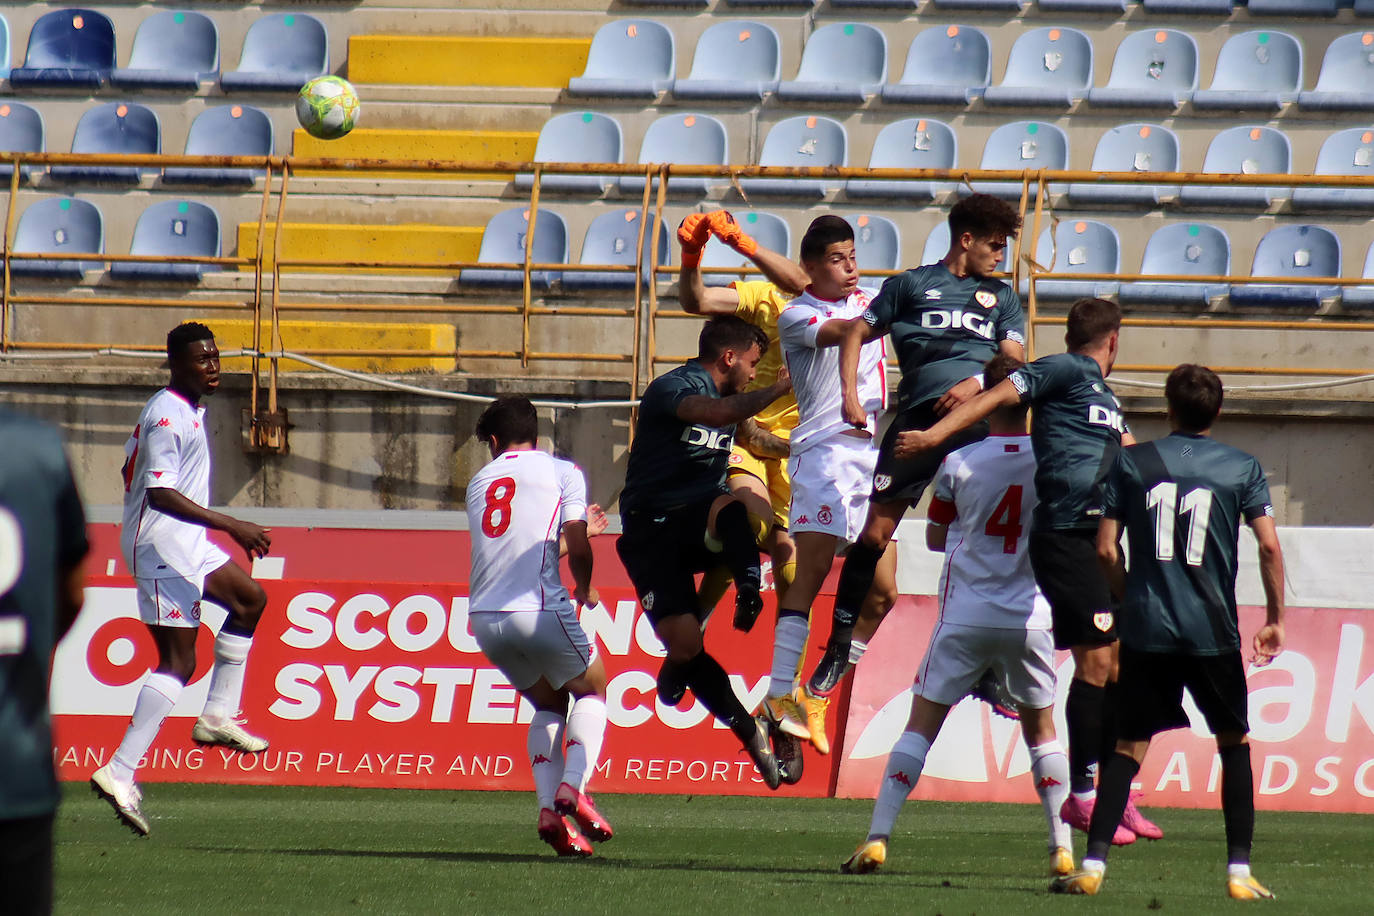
[296,76,360,140]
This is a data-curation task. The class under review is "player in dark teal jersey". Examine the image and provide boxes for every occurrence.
[1053,364,1285,900]
[0,410,88,913]
[617,315,793,789]
[799,194,1026,706]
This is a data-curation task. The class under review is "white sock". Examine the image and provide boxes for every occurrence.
[868,730,931,839]
[1029,740,1073,850]
[110,672,183,784]
[562,696,608,792]
[202,630,253,722]
[848,638,869,667]
[1228,863,1252,879]
[527,710,565,811]
[1073,787,1097,803]
[768,615,809,698]
[1082,857,1106,875]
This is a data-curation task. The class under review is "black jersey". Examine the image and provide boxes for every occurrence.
[621,360,733,514]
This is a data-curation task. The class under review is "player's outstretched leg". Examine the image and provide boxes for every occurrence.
[1218,741,1273,900]
[1027,740,1074,876]
[1053,747,1141,893]
[194,563,269,753]
[759,610,812,741]
[528,708,589,857]
[842,730,933,874]
[557,694,613,842]
[709,499,766,632]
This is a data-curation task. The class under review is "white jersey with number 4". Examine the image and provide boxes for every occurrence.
[466,449,588,613]
[929,434,1051,630]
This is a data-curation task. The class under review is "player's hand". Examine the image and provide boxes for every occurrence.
[773,363,792,394]
[935,376,982,416]
[707,210,758,257]
[574,583,600,610]
[677,213,712,254]
[841,393,867,429]
[1251,621,1284,667]
[228,519,271,559]
[586,503,609,538]
[894,428,937,459]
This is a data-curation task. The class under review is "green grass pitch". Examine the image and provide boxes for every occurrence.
[58,783,1371,914]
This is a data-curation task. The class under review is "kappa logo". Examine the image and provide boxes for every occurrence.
[166,608,183,620]
[531,754,553,765]
[889,770,913,788]
[796,515,810,526]
[874,474,893,492]
[817,505,833,526]
[642,591,655,611]
[1093,611,1114,632]
[924,289,942,300]
[155,418,172,428]
[974,289,998,309]
[567,738,581,748]
[1037,776,1062,789]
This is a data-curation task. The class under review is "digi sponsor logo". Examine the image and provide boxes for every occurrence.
[1088,405,1127,435]
[682,426,733,452]
[920,310,994,339]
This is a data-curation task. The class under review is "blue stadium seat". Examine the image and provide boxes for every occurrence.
[162,104,274,188]
[1358,0,1374,15]
[50,102,159,185]
[621,0,705,6]
[1068,123,1179,208]
[620,113,727,197]
[1192,31,1302,112]
[831,0,918,8]
[738,115,846,199]
[563,208,670,291]
[515,112,623,194]
[1088,29,1198,110]
[1291,128,1374,212]
[1142,0,1233,12]
[220,13,327,93]
[111,10,217,91]
[699,211,789,286]
[848,213,901,273]
[968,121,1069,201]
[1340,242,1374,308]
[567,20,674,100]
[1023,219,1121,300]
[1230,225,1341,309]
[881,25,991,106]
[10,9,115,89]
[983,27,1094,109]
[0,15,11,80]
[461,207,568,290]
[10,197,103,279]
[846,117,957,202]
[1119,223,1230,308]
[1297,32,1374,112]
[923,222,1010,271]
[0,102,45,181]
[673,21,780,101]
[932,0,1023,10]
[1039,0,1125,10]
[1178,127,1290,210]
[1247,0,1337,14]
[724,0,813,8]
[110,200,221,282]
[776,23,887,105]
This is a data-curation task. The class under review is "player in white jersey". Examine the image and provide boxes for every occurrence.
[842,354,1077,879]
[757,217,898,754]
[91,323,273,837]
[466,396,613,858]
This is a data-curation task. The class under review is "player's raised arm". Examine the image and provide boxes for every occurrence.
[893,378,1022,458]
[677,213,741,316]
[144,487,271,559]
[707,210,809,296]
[676,364,792,428]
[1248,514,1286,666]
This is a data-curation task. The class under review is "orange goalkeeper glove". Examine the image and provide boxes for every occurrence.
[677,212,712,269]
[707,210,758,258]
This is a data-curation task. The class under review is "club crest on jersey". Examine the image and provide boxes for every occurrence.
[190,601,202,622]
[974,290,997,309]
[874,474,893,492]
[642,591,655,611]
[817,505,833,526]
[1093,611,1114,632]
[728,452,743,465]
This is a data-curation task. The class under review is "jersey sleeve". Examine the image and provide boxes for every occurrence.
[1241,457,1274,522]
[778,304,821,350]
[928,455,958,525]
[1007,354,1066,406]
[732,281,775,324]
[1099,451,1129,520]
[861,273,908,336]
[640,371,701,420]
[137,413,183,491]
[556,459,589,528]
[996,288,1026,348]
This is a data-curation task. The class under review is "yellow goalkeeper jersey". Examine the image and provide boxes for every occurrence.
[733,280,800,438]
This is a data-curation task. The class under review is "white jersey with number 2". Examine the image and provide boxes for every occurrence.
[466,449,588,614]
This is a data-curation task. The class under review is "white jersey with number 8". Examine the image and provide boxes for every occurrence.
[466,449,588,613]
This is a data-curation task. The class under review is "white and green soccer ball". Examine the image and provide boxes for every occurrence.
[296,75,360,140]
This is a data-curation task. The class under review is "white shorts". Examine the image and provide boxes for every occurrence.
[470,605,597,691]
[788,434,878,544]
[133,545,229,629]
[913,621,1057,709]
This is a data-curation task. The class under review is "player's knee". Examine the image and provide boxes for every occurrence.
[232,582,268,628]
[160,654,196,684]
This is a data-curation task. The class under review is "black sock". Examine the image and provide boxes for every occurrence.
[713,500,761,592]
[1098,680,1120,773]
[831,541,884,640]
[1086,752,1138,862]
[1219,743,1255,866]
[679,649,751,735]
[1067,678,1106,794]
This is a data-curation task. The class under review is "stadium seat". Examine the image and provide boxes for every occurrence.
[724,0,813,7]
[515,111,623,194]
[699,211,789,286]
[1340,242,1374,308]
[162,104,274,188]
[848,213,901,273]
[1142,0,1233,12]
[831,0,918,8]
[220,13,327,93]
[1067,123,1179,208]
[1291,129,1374,212]
[619,112,728,197]
[932,0,1023,11]
[845,117,957,202]
[983,27,1094,109]
[110,200,221,282]
[563,208,670,290]
[1191,31,1302,112]
[923,222,1010,271]
[1297,32,1374,112]
[0,102,45,181]
[776,23,887,105]
[50,102,159,185]
[738,116,846,199]
[1087,29,1199,110]
[0,15,10,80]
[9,9,115,89]
[111,10,217,91]
[1177,127,1291,210]
[461,207,568,290]
[1246,0,1337,14]
[621,0,705,6]
[1230,225,1341,309]
[968,121,1069,201]
[10,197,103,279]
[881,25,991,106]
[1358,0,1374,15]
[1118,223,1230,308]
[1023,219,1121,300]
[1039,0,1125,10]
[673,21,781,102]
[566,20,674,100]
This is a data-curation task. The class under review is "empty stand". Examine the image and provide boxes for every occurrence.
[50,102,159,185]
[738,115,846,199]
[881,25,991,106]
[111,10,217,91]
[1247,0,1337,15]
[0,102,44,181]
[1039,0,1126,11]
[933,0,1023,11]
[1142,0,1234,13]
[567,19,674,100]
[461,207,567,290]
[983,27,1093,109]
[563,208,669,290]
[10,197,103,279]
[1230,225,1341,308]
[10,8,115,90]
[1341,243,1374,308]
[110,200,220,281]
[1067,123,1179,208]
[515,111,623,194]
[1177,126,1290,209]
[220,13,327,93]
[162,104,274,188]
[1118,223,1230,307]
[699,211,789,285]
[1291,128,1374,212]
[620,113,728,197]
[724,0,813,8]
[1088,29,1198,110]
[1025,219,1121,300]
[1297,32,1374,112]
[969,121,1069,200]
[1192,30,1302,112]
[848,213,901,273]
[776,22,887,105]
[846,117,957,202]
[923,222,1010,271]
[673,21,781,102]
